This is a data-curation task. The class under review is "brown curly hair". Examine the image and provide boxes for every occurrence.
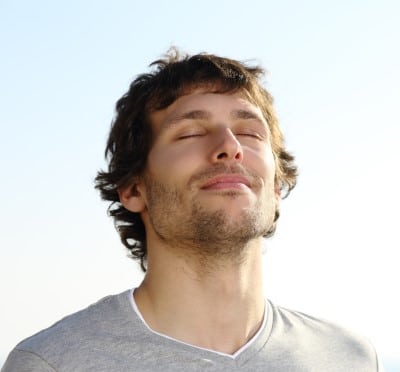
[95,49,297,271]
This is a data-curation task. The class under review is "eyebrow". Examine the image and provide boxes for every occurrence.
[230,109,264,122]
[161,108,265,132]
[162,110,211,131]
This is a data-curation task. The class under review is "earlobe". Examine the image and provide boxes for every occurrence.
[118,183,147,213]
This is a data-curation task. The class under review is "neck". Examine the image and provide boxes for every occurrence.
[134,238,265,355]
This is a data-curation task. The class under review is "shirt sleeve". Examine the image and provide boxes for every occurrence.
[1,349,56,372]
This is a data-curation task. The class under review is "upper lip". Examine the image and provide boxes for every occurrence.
[200,174,251,189]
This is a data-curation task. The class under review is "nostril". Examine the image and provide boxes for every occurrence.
[217,152,228,159]
[235,152,242,160]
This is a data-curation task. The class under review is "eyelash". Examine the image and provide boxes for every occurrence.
[177,133,204,140]
[237,132,261,139]
[177,132,262,141]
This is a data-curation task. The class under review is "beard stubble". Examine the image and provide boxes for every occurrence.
[144,165,276,263]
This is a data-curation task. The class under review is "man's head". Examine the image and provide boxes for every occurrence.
[95,48,297,271]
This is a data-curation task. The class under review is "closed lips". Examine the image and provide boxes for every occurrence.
[200,175,251,189]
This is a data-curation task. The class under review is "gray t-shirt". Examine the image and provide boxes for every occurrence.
[2,289,380,371]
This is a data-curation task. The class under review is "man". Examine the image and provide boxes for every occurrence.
[2,50,381,371]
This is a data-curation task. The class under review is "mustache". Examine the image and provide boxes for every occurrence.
[188,164,263,188]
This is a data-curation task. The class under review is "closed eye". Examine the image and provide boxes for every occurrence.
[236,132,263,139]
[177,132,205,140]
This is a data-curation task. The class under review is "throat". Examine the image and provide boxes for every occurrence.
[133,245,265,355]
[133,286,266,355]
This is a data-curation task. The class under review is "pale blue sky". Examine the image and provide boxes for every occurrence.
[1,0,399,366]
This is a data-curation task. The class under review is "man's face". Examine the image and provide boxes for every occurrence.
[126,90,279,258]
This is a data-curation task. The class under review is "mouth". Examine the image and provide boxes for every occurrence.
[200,174,252,191]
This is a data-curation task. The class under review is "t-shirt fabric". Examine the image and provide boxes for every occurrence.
[2,289,380,371]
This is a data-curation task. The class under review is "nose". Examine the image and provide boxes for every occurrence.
[210,128,243,163]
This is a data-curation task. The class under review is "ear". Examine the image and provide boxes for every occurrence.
[118,182,147,213]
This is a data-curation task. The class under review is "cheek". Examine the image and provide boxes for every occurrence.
[244,147,276,180]
[147,143,204,179]
[265,150,277,177]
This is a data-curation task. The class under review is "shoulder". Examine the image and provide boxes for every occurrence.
[270,301,371,345]
[266,301,380,371]
[2,290,135,371]
[18,290,130,349]
[1,349,56,372]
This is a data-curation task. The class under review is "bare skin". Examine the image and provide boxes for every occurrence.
[120,91,279,354]
[133,235,265,354]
